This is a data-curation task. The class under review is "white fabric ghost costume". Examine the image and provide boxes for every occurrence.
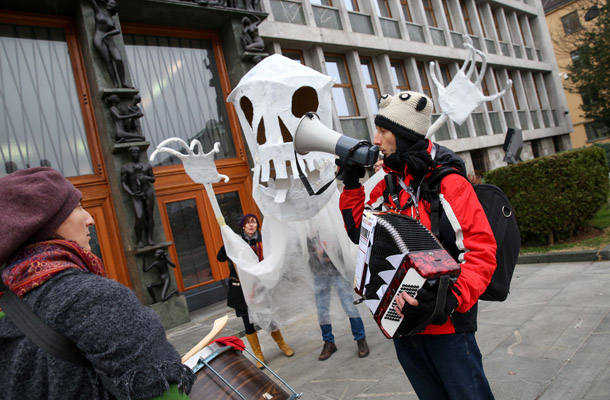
[223,54,365,331]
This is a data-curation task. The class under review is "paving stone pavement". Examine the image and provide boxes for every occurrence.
[167,260,610,399]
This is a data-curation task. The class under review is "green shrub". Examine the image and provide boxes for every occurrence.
[484,146,610,245]
[593,142,610,171]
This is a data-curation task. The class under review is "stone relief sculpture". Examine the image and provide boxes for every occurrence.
[89,0,132,88]
[121,146,156,248]
[105,94,146,143]
[241,15,265,63]
[143,249,178,303]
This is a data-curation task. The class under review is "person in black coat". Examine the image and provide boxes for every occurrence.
[217,213,294,368]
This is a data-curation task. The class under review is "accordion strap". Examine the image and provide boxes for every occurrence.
[406,275,451,336]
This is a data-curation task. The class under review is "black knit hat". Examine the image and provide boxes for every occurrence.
[374,91,433,142]
[0,167,82,265]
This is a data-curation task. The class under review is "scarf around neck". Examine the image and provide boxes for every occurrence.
[1,239,105,298]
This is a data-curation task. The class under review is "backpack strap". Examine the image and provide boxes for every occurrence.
[0,280,90,367]
[422,166,468,237]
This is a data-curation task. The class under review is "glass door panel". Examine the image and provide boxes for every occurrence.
[165,198,213,290]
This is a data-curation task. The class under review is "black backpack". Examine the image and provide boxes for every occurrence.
[423,166,521,301]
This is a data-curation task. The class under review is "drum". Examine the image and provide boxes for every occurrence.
[187,342,292,399]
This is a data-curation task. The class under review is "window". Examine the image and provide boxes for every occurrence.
[481,76,494,111]
[390,59,411,92]
[492,69,506,109]
[561,11,582,35]
[460,0,473,35]
[493,10,503,41]
[325,54,359,116]
[401,0,412,22]
[0,21,97,178]
[311,0,333,5]
[476,5,487,37]
[585,5,600,21]
[506,70,520,110]
[283,49,305,64]
[585,122,610,141]
[123,30,237,166]
[375,0,392,18]
[423,0,437,27]
[416,62,432,99]
[360,57,381,113]
[344,0,359,12]
[442,0,453,31]
[532,76,543,109]
[438,63,452,86]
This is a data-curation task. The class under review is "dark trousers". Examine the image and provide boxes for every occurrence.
[393,332,494,400]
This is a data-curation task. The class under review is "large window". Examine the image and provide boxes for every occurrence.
[401,0,412,22]
[325,54,359,116]
[390,59,411,92]
[0,22,95,178]
[123,29,236,167]
[423,0,437,27]
[360,57,381,113]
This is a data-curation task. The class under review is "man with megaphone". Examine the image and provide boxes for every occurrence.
[337,91,497,400]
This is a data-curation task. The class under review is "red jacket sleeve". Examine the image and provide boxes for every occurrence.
[439,174,497,312]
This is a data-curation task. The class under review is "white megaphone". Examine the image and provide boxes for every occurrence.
[294,112,379,167]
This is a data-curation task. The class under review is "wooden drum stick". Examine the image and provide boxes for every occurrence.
[181,315,229,363]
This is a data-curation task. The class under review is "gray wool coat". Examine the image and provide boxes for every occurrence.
[0,269,194,400]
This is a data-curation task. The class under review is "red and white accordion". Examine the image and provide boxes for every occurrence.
[354,211,461,338]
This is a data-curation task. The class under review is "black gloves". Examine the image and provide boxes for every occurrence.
[336,159,365,190]
[396,284,458,336]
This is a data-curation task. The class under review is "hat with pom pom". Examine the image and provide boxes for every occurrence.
[374,91,433,141]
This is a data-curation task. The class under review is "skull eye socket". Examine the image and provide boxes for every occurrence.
[292,86,319,118]
[240,96,254,127]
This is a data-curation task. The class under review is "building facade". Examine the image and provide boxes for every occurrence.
[544,0,609,148]
[0,0,268,326]
[258,0,573,171]
[0,0,571,324]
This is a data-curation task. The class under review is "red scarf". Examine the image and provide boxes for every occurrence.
[1,239,105,298]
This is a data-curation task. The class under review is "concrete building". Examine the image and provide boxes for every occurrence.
[543,0,609,148]
[258,0,573,171]
[0,0,571,326]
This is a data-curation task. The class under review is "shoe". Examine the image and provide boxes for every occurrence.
[245,332,265,369]
[318,341,337,361]
[271,330,294,357]
[357,339,369,358]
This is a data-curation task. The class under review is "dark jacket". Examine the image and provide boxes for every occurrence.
[217,231,262,317]
[339,142,497,334]
[0,269,194,400]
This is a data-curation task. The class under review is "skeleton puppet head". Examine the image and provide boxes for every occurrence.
[228,54,336,221]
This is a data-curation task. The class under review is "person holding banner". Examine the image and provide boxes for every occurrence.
[338,91,497,399]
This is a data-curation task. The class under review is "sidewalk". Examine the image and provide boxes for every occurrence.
[167,257,610,399]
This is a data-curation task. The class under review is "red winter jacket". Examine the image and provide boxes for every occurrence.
[339,142,496,334]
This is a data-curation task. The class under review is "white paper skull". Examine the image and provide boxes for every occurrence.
[227,54,337,221]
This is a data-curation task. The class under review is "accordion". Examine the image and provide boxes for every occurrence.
[354,211,461,338]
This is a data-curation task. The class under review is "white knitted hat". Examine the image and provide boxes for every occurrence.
[374,91,433,140]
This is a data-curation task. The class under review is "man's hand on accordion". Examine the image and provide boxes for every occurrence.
[394,285,459,334]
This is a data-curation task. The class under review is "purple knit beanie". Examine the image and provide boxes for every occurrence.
[0,167,82,265]
[240,213,260,229]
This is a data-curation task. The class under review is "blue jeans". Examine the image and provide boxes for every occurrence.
[314,274,365,342]
[393,333,494,400]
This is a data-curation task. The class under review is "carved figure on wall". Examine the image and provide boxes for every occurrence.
[105,94,145,143]
[241,15,265,61]
[246,0,260,11]
[124,94,144,134]
[89,0,132,88]
[121,146,156,248]
[143,249,178,303]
